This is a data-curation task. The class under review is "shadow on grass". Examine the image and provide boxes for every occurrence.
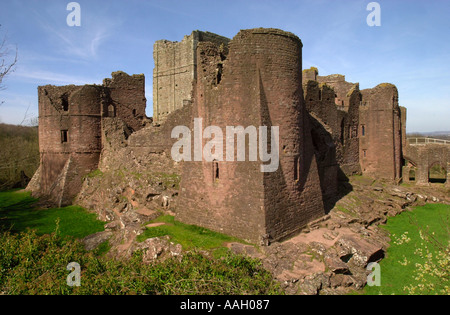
[0,190,105,239]
[0,190,40,232]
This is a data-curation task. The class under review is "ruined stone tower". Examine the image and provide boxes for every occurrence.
[37,84,103,206]
[153,30,230,122]
[34,72,146,206]
[360,84,404,181]
[176,29,325,243]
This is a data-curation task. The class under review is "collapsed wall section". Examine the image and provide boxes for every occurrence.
[314,74,361,175]
[317,73,356,111]
[103,71,146,132]
[302,70,361,184]
[305,68,405,182]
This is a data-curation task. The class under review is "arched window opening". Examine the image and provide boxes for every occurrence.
[61,94,69,111]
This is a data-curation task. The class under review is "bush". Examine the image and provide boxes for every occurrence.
[0,229,87,294]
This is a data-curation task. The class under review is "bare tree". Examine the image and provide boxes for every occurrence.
[0,25,18,105]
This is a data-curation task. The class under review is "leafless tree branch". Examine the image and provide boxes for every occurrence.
[0,25,18,105]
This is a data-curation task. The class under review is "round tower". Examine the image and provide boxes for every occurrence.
[178,28,325,243]
[37,84,102,205]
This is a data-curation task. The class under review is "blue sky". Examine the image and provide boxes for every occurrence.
[0,0,449,132]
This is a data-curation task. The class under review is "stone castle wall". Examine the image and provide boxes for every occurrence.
[103,72,147,132]
[304,69,404,183]
[30,28,411,244]
[37,84,103,206]
[404,143,450,186]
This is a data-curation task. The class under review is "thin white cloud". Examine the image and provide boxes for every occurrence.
[30,5,118,61]
[0,91,38,125]
[12,68,102,86]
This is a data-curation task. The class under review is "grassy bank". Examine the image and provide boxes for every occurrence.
[0,190,282,295]
[137,215,248,257]
[363,203,449,295]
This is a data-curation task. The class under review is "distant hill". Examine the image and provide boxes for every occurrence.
[407,131,450,141]
[0,123,39,190]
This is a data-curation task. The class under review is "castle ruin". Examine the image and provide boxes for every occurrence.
[32,72,146,206]
[28,28,408,244]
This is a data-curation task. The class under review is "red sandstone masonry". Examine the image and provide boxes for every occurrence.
[153,31,230,123]
[176,29,325,243]
[404,144,450,186]
[305,69,404,182]
[34,72,146,206]
[104,72,146,132]
[29,28,410,244]
[360,84,403,181]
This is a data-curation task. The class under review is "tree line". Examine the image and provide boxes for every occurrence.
[0,123,39,190]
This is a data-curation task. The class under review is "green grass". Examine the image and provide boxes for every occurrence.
[155,172,181,189]
[84,169,103,179]
[137,215,247,257]
[362,203,449,295]
[335,204,357,217]
[0,190,106,239]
